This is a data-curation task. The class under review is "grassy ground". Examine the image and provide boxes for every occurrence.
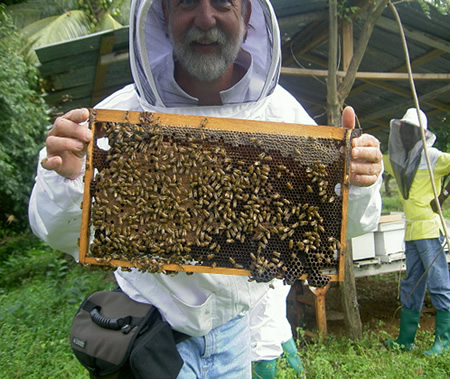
[1,233,449,378]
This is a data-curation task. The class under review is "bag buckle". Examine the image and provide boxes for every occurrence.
[121,324,133,334]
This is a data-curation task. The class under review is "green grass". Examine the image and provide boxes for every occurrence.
[1,233,449,378]
[0,234,115,378]
[275,327,449,378]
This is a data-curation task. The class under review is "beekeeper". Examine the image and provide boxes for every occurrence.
[29,0,383,376]
[384,108,450,356]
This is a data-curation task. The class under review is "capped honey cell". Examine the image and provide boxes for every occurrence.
[79,109,359,287]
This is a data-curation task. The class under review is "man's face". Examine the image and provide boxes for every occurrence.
[164,0,248,82]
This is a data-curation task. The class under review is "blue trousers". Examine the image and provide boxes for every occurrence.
[176,312,251,378]
[401,235,450,312]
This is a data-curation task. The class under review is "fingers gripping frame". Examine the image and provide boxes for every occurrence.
[79,109,358,286]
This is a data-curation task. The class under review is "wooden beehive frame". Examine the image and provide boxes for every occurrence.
[80,109,355,283]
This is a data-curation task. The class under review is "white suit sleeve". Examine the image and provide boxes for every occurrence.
[346,171,383,239]
[28,148,84,260]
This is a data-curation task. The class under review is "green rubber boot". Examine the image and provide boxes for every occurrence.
[424,310,450,356]
[282,338,304,374]
[385,307,421,351]
[252,359,277,379]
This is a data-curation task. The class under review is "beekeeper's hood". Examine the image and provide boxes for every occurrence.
[388,108,436,199]
[129,0,280,111]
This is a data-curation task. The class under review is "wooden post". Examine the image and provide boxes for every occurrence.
[309,282,331,341]
[326,0,339,126]
[340,243,362,339]
[339,17,363,340]
[342,19,353,74]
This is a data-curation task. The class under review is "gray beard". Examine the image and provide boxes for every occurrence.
[170,24,245,82]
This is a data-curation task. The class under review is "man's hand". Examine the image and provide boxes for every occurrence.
[40,108,91,179]
[342,106,383,187]
[430,181,449,212]
[430,197,442,213]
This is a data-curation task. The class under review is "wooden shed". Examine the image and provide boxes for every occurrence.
[35,0,449,147]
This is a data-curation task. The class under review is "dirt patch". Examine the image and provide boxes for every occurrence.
[288,272,436,338]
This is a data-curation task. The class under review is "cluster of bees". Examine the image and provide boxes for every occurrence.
[87,113,349,287]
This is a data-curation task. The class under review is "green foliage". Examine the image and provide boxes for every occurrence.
[20,10,91,61]
[76,0,130,29]
[381,192,404,213]
[430,114,450,153]
[4,1,80,29]
[0,233,67,288]
[417,0,449,15]
[337,0,359,21]
[0,6,49,229]
[6,0,130,63]
[0,234,115,378]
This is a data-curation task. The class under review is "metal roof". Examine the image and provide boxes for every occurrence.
[35,0,449,147]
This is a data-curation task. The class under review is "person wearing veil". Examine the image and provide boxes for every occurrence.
[384,108,450,356]
[29,0,384,376]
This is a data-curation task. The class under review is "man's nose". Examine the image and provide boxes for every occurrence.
[194,0,217,30]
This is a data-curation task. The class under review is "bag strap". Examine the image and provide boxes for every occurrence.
[82,289,191,342]
[82,299,145,334]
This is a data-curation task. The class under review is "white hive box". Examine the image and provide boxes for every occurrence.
[374,214,405,259]
[350,232,376,261]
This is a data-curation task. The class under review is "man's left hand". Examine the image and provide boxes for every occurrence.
[342,106,383,187]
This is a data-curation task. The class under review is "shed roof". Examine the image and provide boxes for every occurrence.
[35,0,449,146]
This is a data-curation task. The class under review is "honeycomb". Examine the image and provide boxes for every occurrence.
[79,109,359,286]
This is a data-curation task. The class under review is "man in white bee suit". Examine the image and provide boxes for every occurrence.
[29,0,383,377]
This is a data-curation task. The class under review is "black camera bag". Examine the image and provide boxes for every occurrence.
[70,289,188,378]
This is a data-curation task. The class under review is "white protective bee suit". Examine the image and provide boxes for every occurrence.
[29,0,382,361]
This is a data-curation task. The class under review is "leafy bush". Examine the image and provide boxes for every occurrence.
[0,233,68,289]
[0,5,49,229]
[0,235,115,378]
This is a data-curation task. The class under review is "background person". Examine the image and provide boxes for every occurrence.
[384,108,450,356]
[29,0,383,376]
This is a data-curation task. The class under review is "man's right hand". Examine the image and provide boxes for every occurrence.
[40,108,91,179]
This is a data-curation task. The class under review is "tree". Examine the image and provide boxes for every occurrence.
[327,0,390,126]
[326,0,389,340]
[0,5,49,229]
[6,0,130,63]
[326,0,448,130]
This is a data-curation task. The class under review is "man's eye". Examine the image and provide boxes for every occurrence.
[179,0,197,6]
[177,0,233,9]
[214,0,233,7]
